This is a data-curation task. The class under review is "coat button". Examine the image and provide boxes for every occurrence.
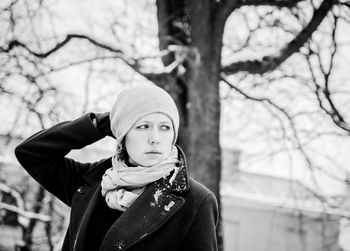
[77,186,85,194]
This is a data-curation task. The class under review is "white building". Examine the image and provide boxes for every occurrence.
[221,148,349,251]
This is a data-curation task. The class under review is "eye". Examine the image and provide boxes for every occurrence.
[136,124,149,129]
[160,125,171,131]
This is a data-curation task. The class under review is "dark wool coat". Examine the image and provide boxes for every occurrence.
[14,114,218,251]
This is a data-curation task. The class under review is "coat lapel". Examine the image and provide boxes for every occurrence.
[100,179,185,251]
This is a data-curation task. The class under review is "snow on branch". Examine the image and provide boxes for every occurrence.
[0,202,51,223]
[0,182,51,225]
[0,182,24,209]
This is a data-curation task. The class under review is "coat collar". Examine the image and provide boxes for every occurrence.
[82,144,190,193]
[100,179,185,250]
[75,145,190,251]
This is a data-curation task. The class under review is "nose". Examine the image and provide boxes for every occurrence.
[148,128,160,145]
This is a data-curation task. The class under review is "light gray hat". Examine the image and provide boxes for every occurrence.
[110,85,180,145]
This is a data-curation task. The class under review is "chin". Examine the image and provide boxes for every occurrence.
[141,159,163,167]
[131,155,164,167]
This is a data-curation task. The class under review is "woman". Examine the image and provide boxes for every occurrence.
[15,85,218,251]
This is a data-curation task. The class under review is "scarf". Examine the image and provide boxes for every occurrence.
[101,146,179,211]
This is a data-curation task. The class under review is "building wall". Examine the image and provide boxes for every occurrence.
[222,196,341,251]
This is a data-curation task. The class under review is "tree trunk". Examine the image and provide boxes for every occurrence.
[156,0,223,196]
[187,2,224,250]
[156,0,225,249]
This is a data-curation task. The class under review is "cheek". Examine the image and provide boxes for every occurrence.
[163,134,174,152]
[166,129,175,144]
[124,134,140,158]
[125,130,141,146]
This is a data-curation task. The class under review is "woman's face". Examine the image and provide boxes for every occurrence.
[125,112,174,167]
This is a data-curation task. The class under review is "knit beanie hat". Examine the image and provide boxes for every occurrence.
[110,85,180,145]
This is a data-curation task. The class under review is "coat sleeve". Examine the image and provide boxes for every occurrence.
[14,113,105,206]
[183,193,219,251]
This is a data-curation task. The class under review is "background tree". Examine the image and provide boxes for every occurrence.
[1,0,350,250]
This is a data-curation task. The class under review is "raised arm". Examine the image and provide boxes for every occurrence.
[14,113,108,206]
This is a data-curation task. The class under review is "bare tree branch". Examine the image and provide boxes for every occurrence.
[237,0,305,7]
[45,197,55,251]
[222,0,334,75]
[216,0,304,25]
[1,34,122,58]
[321,15,350,132]
[220,73,346,190]
[1,33,186,86]
[304,13,350,133]
[220,73,296,140]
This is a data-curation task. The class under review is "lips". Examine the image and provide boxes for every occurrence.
[146,151,161,154]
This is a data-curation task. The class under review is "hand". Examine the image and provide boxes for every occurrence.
[94,112,115,138]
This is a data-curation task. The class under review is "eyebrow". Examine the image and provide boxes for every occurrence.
[138,120,171,124]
